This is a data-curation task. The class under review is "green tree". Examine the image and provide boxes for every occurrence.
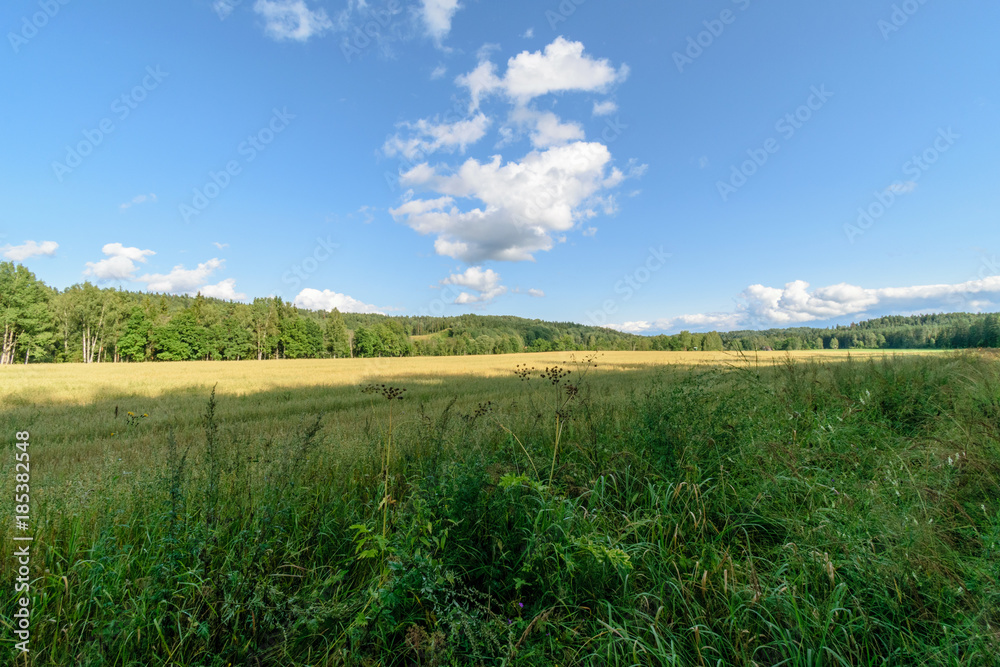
[0,262,55,364]
[702,331,724,351]
[118,307,152,361]
[325,308,351,357]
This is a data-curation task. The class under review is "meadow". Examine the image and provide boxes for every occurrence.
[1,349,998,665]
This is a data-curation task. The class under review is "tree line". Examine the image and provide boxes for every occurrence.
[1,261,997,364]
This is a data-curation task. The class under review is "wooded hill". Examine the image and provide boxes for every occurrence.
[1,261,997,363]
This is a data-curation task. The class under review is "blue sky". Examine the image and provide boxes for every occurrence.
[3,0,999,333]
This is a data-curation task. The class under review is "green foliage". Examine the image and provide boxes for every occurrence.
[4,353,999,664]
[2,259,999,365]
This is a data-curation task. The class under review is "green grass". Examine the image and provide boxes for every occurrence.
[1,351,999,665]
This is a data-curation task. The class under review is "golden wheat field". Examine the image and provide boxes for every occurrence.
[0,349,940,497]
[0,349,941,406]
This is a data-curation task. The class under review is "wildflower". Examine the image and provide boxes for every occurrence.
[127,411,135,416]
[142,413,148,418]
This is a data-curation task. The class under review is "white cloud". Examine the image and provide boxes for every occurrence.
[200,278,247,301]
[1,240,58,261]
[458,36,629,109]
[420,0,461,43]
[383,113,490,160]
[293,287,383,313]
[253,0,332,41]
[522,27,534,39]
[592,100,617,116]
[582,226,597,237]
[390,141,628,263]
[139,258,225,294]
[527,288,544,297]
[505,108,584,149]
[213,241,229,250]
[84,243,155,281]
[608,276,1000,334]
[213,0,238,19]
[442,266,506,304]
[430,64,447,79]
[119,193,157,210]
[697,156,710,169]
[886,181,917,195]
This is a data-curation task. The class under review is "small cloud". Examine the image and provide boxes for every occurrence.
[431,64,447,80]
[420,0,462,45]
[213,242,229,250]
[212,0,240,20]
[442,266,507,304]
[293,287,383,313]
[199,278,246,301]
[886,181,917,195]
[138,258,225,294]
[592,100,617,116]
[697,156,709,169]
[119,193,157,210]
[253,0,332,42]
[358,205,375,224]
[528,288,544,297]
[2,240,58,261]
[582,226,597,237]
[84,243,155,282]
[522,27,534,39]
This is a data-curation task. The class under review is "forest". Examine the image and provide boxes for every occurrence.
[1,261,998,363]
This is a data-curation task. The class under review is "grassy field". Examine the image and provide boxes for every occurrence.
[1,349,997,665]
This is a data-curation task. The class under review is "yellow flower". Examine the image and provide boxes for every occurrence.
[111,433,115,436]
[127,411,135,416]
[142,413,148,418]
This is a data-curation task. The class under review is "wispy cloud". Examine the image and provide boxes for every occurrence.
[253,0,332,42]
[119,193,157,210]
[885,180,917,195]
[592,100,617,116]
[382,113,491,159]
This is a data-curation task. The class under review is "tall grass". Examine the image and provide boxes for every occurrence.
[1,351,998,665]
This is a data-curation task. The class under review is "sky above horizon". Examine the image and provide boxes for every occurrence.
[3,0,999,334]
